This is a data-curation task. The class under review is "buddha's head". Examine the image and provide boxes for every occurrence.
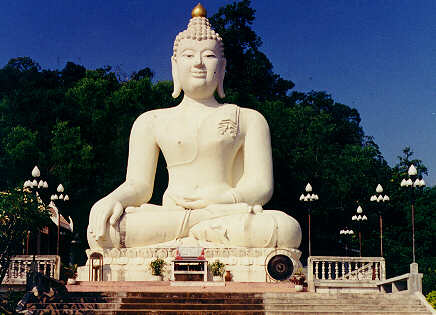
[171,3,226,100]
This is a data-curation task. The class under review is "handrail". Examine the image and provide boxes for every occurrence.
[377,263,423,294]
[308,256,386,283]
[2,255,60,284]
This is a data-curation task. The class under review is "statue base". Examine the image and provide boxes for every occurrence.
[77,245,302,282]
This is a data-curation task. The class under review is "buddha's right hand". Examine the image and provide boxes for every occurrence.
[88,198,124,241]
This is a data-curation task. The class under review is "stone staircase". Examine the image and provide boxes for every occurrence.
[25,289,433,314]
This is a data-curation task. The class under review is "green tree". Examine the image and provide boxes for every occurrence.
[1,126,43,187]
[0,188,51,284]
[209,0,294,102]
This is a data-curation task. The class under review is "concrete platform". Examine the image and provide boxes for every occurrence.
[67,281,301,293]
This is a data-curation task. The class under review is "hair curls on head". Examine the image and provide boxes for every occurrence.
[172,17,224,59]
[171,5,226,99]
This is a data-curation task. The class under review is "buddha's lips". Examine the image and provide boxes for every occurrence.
[191,71,207,77]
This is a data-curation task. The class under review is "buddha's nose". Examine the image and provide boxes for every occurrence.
[193,54,203,67]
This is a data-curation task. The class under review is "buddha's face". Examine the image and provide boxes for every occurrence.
[173,38,225,99]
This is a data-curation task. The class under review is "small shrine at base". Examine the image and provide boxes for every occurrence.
[78,246,302,282]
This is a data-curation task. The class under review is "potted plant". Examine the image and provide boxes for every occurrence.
[290,267,305,292]
[150,258,166,280]
[210,260,225,281]
[62,264,78,285]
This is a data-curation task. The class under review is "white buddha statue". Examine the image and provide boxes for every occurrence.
[87,4,302,251]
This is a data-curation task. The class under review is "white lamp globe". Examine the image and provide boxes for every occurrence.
[408,164,417,176]
[305,183,312,192]
[31,166,40,178]
[376,184,383,193]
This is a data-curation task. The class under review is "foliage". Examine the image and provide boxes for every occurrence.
[0,1,433,285]
[423,268,436,296]
[0,189,51,284]
[210,260,226,277]
[290,267,305,285]
[61,263,78,280]
[0,290,23,315]
[209,0,294,102]
[426,291,436,309]
[150,258,166,276]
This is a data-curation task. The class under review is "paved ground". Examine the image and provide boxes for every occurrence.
[67,281,301,293]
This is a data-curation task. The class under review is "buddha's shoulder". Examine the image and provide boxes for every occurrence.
[133,107,178,126]
[229,105,269,127]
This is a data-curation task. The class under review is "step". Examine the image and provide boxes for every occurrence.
[23,288,433,315]
[29,310,432,315]
[27,302,427,311]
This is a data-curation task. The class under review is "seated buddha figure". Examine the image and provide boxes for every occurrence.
[87,5,302,251]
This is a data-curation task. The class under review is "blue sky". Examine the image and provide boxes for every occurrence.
[1,0,435,186]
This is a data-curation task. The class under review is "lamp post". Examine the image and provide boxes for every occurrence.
[299,183,319,257]
[23,166,48,254]
[400,164,425,263]
[370,184,390,257]
[50,185,69,256]
[352,205,367,257]
[339,228,354,256]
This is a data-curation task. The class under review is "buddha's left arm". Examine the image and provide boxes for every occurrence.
[233,109,274,206]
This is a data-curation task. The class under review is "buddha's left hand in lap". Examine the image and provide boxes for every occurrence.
[168,186,237,209]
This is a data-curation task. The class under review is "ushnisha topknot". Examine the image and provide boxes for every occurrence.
[173,3,224,58]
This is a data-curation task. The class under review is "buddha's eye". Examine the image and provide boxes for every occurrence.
[203,51,217,58]
[182,51,194,58]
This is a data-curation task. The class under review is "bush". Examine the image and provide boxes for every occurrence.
[426,291,436,309]
[150,258,165,276]
[210,260,225,277]
[0,290,24,314]
[423,267,436,295]
[61,264,78,281]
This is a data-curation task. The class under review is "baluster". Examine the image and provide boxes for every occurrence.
[328,262,332,279]
[335,262,339,279]
[357,262,360,280]
[352,262,356,280]
[367,262,371,280]
[342,261,345,279]
[23,260,27,280]
[22,261,26,279]
[17,261,21,279]
[321,261,325,280]
[375,262,379,280]
[314,261,319,280]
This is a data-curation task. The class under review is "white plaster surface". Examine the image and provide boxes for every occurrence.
[77,247,302,282]
[84,12,302,281]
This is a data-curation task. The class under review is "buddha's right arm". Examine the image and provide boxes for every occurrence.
[89,112,160,240]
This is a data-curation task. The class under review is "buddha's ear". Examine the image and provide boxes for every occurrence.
[217,58,226,99]
[171,56,182,98]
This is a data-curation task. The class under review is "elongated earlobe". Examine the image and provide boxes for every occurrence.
[171,56,181,98]
[217,59,226,99]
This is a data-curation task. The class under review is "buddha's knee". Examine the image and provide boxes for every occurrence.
[189,210,301,248]
[264,210,302,248]
[87,222,121,250]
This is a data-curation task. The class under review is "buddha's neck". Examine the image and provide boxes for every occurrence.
[180,95,221,110]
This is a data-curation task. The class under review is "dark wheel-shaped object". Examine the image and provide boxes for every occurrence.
[267,254,293,281]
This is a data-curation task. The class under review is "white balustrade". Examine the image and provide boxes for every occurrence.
[307,256,386,283]
[2,255,60,284]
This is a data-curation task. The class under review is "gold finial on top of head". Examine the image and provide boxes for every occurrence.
[192,3,207,17]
